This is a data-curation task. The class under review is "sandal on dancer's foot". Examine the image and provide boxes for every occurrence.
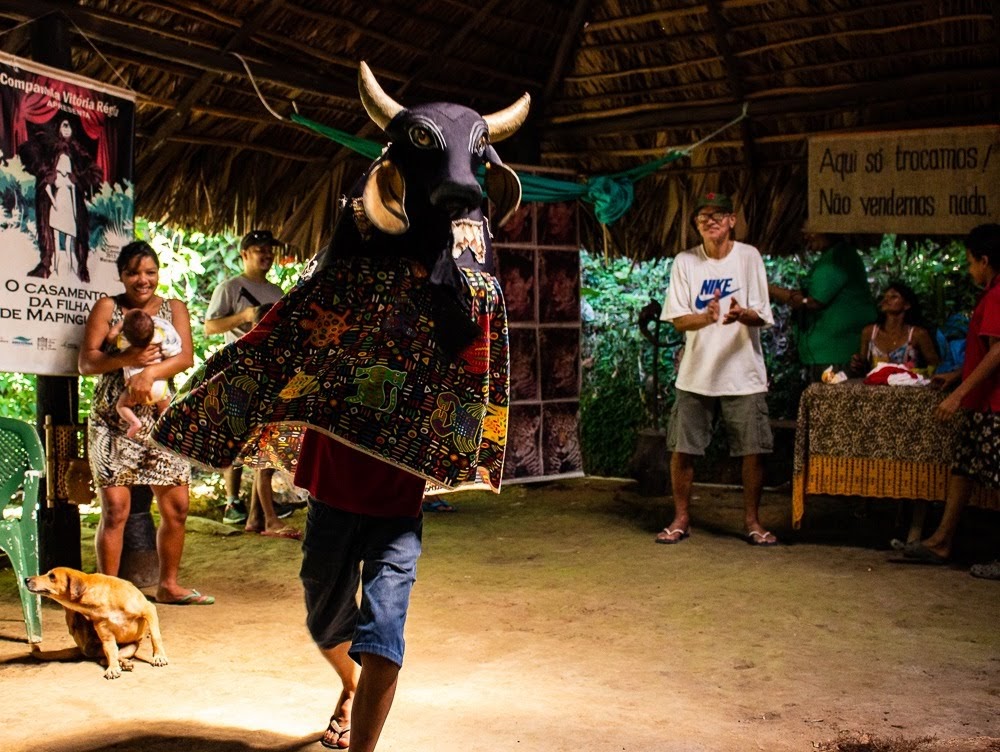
[655,527,689,544]
[321,717,351,750]
[260,526,302,540]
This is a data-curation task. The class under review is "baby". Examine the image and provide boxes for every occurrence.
[111,309,182,438]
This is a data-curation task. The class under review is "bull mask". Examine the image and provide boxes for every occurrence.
[358,61,530,235]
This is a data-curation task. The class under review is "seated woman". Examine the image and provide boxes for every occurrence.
[850,281,940,374]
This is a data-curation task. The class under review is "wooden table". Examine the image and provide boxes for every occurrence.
[792,380,999,531]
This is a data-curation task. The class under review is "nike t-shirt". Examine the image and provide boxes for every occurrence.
[660,241,773,396]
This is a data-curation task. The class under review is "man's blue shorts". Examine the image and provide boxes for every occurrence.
[299,500,423,667]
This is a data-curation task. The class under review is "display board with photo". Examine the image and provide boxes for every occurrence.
[492,183,583,483]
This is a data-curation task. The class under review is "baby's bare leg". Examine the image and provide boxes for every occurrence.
[116,391,144,438]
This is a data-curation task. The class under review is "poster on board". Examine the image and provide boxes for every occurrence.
[0,52,135,376]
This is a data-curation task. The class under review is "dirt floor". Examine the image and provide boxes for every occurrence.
[1,478,998,752]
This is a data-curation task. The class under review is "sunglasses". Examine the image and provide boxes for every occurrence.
[694,212,732,226]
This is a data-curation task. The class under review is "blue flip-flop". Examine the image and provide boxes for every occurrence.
[422,499,456,513]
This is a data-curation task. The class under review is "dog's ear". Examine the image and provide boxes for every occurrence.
[67,571,86,601]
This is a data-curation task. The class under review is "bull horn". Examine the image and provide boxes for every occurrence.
[483,93,531,143]
[358,61,404,130]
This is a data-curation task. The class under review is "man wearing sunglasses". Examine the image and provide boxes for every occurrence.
[205,229,298,536]
[658,193,778,547]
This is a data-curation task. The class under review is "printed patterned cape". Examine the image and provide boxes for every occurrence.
[152,255,509,491]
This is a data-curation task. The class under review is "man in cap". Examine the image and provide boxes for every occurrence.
[658,193,778,546]
[205,229,298,535]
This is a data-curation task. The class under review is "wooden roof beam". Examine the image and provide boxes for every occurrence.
[704,0,756,180]
[279,0,550,74]
[578,7,989,55]
[143,0,286,183]
[581,0,768,34]
[0,1,358,104]
[539,0,591,113]
[544,67,1000,138]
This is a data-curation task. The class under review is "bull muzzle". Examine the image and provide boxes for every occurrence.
[430,181,483,218]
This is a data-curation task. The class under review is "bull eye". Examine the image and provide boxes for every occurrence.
[474,134,488,157]
[408,125,435,149]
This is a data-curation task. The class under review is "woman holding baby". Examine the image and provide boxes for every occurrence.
[78,240,212,605]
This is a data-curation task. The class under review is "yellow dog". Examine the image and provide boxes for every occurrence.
[25,567,167,679]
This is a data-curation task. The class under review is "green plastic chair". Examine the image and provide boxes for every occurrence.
[0,417,45,643]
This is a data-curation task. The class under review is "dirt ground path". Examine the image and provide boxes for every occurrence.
[1,478,998,752]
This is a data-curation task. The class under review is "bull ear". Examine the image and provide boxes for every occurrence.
[362,159,409,235]
[483,146,522,228]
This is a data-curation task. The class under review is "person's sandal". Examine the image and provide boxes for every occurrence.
[222,501,248,525]
[969,560,1000,580]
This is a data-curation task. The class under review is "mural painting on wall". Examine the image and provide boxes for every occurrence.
[0,53,136,376]
[493,194,583,483]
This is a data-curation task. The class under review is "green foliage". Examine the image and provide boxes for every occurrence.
[0,372,36,419]
[864,234,978,325]
[579,252,673,476]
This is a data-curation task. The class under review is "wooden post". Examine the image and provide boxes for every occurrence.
[28,14,159,584]
[31,14,81,572]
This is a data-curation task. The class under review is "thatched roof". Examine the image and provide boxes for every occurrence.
[1,0,996,259]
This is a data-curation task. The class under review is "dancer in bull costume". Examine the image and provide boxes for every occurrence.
[154,63,528,751]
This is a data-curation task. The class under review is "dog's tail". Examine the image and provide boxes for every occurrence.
[30,645,85,661]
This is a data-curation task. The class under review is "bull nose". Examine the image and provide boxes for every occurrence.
[430,182,482,216]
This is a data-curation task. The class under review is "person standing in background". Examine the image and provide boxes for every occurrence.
[769,226,876,381]
[205,229,299,538]
[79,240,212,605]
[658,192,778,547]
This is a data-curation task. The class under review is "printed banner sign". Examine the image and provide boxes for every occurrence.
[808,126,999,235]
[0,53,135,376]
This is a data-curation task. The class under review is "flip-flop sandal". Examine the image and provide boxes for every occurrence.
[422,498,456,512]
[260,527,303,540]
[899,542,948,565]
[321,718,350,750]
[970,560,1000,580]
[655,527,690,544]
[161,590,215,605]
[746,530,779,546]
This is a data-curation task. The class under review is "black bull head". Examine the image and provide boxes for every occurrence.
[320,62,530,355]
[358,60,530,239]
